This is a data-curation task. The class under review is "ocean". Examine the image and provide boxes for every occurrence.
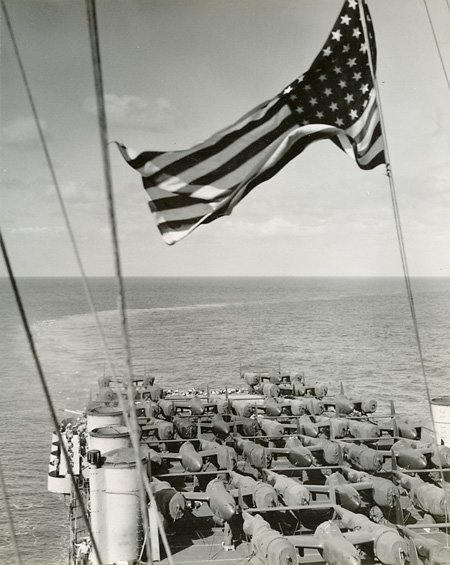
[0,276,449,565]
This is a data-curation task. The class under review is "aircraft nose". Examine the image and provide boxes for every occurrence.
[345,491,361,512]
[221,502,236,522]
[213,420,230,438]
[416,453,428,469]
[183,453,203,472]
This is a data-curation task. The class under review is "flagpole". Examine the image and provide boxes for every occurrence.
[358,0,450,517]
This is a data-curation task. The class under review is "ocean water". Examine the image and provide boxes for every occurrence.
[0,276,449,565]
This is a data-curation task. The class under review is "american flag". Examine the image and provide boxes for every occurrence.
[119,0,385,245]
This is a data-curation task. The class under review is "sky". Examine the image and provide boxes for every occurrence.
[1,0,449,277]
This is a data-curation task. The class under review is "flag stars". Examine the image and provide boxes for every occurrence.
[336,117,344,126]
[348,0,357,8]
[338,79,347,88]
[353,71,362,81]
[349,109,359,119]
[332,29,342,41]
[290,93,297,101]
[304,84,312,91]
[340,14,351,25]
[324,88,332,97]
[360,43,368,53]
[329,102,338,111]
[310,97,318,106]
[360,83,369,93]
[346,57,357,68]
[345,93,354,103]
[334,66,342,74]
[353,27,362,38]
[283,86,293,94]
[318,74,327,82]
[316,111,324,119]
[343,44,350,53]
[296,106,304,114]
[323,46,332,56]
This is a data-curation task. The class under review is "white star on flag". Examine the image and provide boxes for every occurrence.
[332,29,342,41]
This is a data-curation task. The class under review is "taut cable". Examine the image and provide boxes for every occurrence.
[423,0,450,92]
[84,0,153,561]
[360,0,450,539]
[1,3,174,558]
[0,456,22,565]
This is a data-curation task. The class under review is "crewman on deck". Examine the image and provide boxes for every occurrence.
[75,537,90,565]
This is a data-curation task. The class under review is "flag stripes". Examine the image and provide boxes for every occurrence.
[119,0,385,244]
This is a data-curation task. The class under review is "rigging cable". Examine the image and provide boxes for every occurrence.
[0,456,22,565]
[359,0,450,537]
[84,1,152,561]
[84,1,174,563]
[423,0,450,92]
[0,229,103,565]
[0,3,174,560]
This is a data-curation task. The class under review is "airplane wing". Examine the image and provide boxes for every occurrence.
[350,481,375,491]
[182,492,210,502]
[160,453,181,461]
[285,535,323,549]
[198,449,218,458]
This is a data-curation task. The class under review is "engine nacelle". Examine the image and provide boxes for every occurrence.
[243,513,297,565]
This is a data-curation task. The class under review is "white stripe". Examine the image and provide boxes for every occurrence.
[335,133,355,159]
[357,136,384,165]
[160,213,216,245]
[354,107,381,155]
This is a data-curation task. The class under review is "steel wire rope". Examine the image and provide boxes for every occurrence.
[1,1,174,561]
[0,456,22,565]
[0,229,103,565]
[84,0,153,560]
[84,1,175,562]
[360,0,450,540]
[423,0,450,92]
[0,1,148,560]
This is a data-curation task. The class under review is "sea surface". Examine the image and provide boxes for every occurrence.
[0,276,449,565]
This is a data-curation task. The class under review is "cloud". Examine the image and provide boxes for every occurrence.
[2,116,48,145]
[82,94,174,130]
